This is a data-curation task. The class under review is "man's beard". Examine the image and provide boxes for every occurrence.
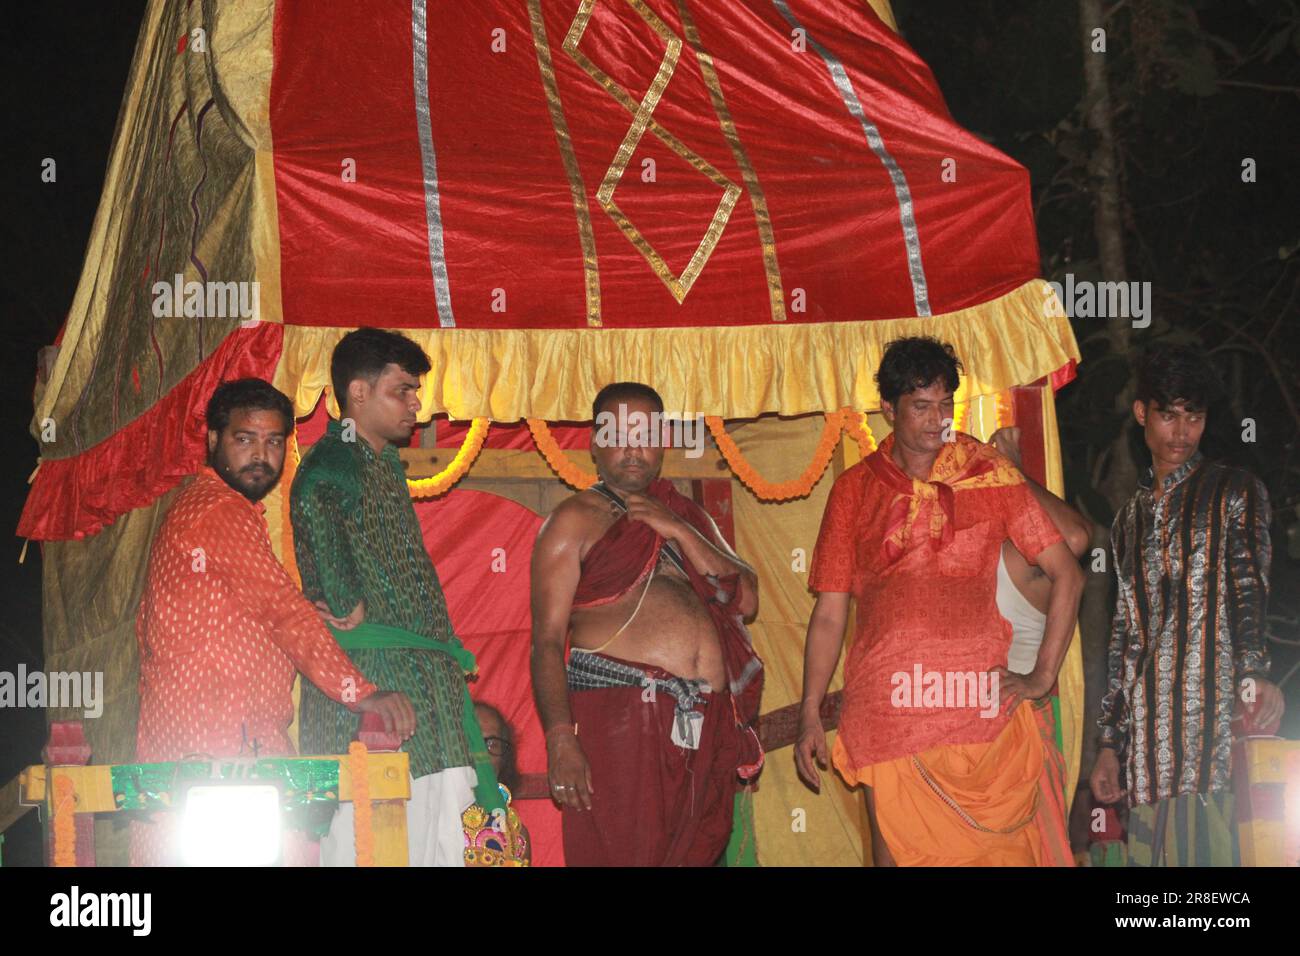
[600,460,656,494]
[211,452,280,502]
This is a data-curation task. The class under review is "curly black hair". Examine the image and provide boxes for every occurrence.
[875,336,964,406]
[1135,343,1221,413]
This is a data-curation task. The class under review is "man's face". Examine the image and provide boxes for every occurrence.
[1134,399,1205,470]
[207,408,288,502]
[348,363,422,446]
[882,380,954,457]
[475,705,505,776]
[591,396,665,495]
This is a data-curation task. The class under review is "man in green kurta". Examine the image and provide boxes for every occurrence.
[292,328,496,867]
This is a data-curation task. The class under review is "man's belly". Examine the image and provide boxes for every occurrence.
[571,573,724,687]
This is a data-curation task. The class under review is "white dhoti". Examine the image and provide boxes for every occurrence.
[320,765,476,867]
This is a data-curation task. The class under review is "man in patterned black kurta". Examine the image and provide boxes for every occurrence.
[293,328,476,867]
[1091,344,1283,866]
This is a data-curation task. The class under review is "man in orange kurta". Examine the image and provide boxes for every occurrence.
[131,379,413,865]
[796,338,1083,866]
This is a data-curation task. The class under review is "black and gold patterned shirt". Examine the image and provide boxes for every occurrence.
[1098,452,1271,807]
[291,419,471,777]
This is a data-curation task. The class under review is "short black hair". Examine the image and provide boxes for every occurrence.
[205,378,293,435]
[875,336,963,406]
[591,382,664,422]
[331,328,432,414]
[1135,343,1220,413]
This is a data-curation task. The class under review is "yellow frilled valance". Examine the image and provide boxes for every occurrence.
[273,280,1077,424]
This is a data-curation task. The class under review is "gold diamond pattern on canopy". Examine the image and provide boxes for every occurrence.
[563,0,741,303]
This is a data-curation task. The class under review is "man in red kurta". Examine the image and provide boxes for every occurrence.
[131,379,413,865]
[796,338,1083,866]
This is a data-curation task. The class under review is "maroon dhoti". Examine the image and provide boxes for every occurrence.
[563,652,742,867]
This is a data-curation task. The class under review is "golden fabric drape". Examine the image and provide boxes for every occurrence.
[731,416,869,865]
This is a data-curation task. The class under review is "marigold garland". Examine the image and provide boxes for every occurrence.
[840,409,877,458]
[706,411,846,502]
[348,741,374,867]
[53,774,76,867]
[527,419,597,489]
[408,418,489,499]
[525,407,883,501]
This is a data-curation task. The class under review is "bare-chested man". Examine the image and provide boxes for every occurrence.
[530,382,764,866]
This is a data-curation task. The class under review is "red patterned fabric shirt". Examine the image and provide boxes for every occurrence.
[809,434,1062,773]
[135,468,376,763]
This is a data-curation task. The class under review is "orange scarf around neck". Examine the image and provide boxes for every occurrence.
[865,432,1022,564]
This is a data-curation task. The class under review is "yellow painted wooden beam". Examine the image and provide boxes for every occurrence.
[372,802,410,867]
[339,752,411,803]
[19,753,411,814]
[401,445,728,481]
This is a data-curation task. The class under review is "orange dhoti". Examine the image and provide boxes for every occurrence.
[842,702,1073,867]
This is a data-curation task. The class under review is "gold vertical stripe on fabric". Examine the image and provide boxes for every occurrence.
[1041,384,1084,809]
[528,0,602,327]
[562,0,741,304]
[676,0,786,322]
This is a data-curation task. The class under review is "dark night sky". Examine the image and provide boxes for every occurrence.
[1,2,148,862]
[0,2,1294,866]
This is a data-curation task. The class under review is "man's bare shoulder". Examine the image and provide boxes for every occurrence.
[538,489,615,545]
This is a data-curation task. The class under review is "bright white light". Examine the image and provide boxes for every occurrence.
[179,785,281,866]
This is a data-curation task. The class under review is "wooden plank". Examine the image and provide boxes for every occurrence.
[401,446,729,481]
[371,801,410,867]
[19,753,412,813]
[757,691,843,752]
[0,776,34,836]
[49,766,116,816]
[338,751,411,802]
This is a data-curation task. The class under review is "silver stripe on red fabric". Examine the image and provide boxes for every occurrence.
[412,0,456,327]
[771,0,931,316]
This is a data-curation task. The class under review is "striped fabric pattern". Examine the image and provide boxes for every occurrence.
[1126,792,1238,867]
[1099,453,1272,806]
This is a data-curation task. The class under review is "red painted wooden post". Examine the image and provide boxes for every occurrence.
[1011,383,1048,486]
[355,710,403,752]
